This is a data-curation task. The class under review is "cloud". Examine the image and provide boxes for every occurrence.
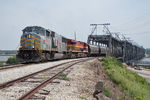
[0,0,150,49]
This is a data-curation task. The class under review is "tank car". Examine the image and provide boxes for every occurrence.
[88,45,108,56]
[99,46,107,56]
[88,45,100,56]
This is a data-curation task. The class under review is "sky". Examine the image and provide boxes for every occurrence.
[0,0,150,50]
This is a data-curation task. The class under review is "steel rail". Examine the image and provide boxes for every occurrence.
[18,58,93,100]
[0,58,85,71]
[0,58,87,89]
[0,64,26,71]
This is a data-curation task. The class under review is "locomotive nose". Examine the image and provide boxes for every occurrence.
[20,33,41,50]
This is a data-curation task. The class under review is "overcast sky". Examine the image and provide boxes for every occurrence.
[0,0,150,50]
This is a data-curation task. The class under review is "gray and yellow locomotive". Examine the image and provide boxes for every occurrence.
[17,26,68,62]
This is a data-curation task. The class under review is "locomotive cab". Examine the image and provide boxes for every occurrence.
[17,26,43,62]
[21,26,42,50]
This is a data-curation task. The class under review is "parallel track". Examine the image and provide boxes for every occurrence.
[0,58,93,100]
[0,64,29,71]
[0,58,84,72]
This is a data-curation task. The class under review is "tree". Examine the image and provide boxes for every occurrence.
[6,56,18,64]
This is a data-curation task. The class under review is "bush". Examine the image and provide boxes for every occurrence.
[6,56,18,65]
[0,62,3,66]
[102,57,150,100]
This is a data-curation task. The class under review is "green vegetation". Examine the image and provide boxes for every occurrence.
[6,56,18,65]
[59,72,70,81]
[102,57,150,100]
[62,77,70,81]
[118,96,125,100]
[0,62,3,66]
[60,72,65,76]
[79,96,87,100]
[104,88,112,97]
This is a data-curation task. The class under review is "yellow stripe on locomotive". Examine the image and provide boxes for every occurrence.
[20,34,41,50]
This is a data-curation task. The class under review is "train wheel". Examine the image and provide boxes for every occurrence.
[50,52,55,60]
[41,53,46,62]
[46,53,51,61]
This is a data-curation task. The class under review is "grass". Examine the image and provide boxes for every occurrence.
[63,77,70,81]
[59,72,70,81]
[60,72,65,76]
[104,88,112,97]
[102,57,150,100]
[118,96,125,100]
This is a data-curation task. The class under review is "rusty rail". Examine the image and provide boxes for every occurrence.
[0,59,86,89]
[0,64,26,71]
[18,58,93,100]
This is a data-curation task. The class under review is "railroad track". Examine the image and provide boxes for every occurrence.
[0,58,85,72]
[0,57,93,100]
[0,59,70,72]
[0,64,29,71]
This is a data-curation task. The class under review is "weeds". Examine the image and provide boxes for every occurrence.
[104,88,112,97]
[60,72,65,76]
[102,57,150,100]
[63,77,70,81]
[118,96,125,100]
[59,72,70,81]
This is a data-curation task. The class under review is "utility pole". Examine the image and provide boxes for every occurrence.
[74,31,76,40]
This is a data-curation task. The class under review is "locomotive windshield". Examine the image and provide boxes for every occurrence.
[23,26,45,36]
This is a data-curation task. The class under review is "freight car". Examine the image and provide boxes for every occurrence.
[88,45,107,56]
[88,45,100,56]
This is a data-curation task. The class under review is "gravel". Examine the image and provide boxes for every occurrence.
[44,59,98,100]
[0,58,129,100]
[0,58,86,84]
[44,59,128,100]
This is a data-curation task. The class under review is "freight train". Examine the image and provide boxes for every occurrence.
[17,26,145,63]
[17,26,107,62]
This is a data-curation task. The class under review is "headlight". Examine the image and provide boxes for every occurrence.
[28,34,31,38]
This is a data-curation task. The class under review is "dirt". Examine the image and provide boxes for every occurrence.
[46,58,131,100]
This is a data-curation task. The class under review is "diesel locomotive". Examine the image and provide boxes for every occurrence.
[17,26,106,62]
